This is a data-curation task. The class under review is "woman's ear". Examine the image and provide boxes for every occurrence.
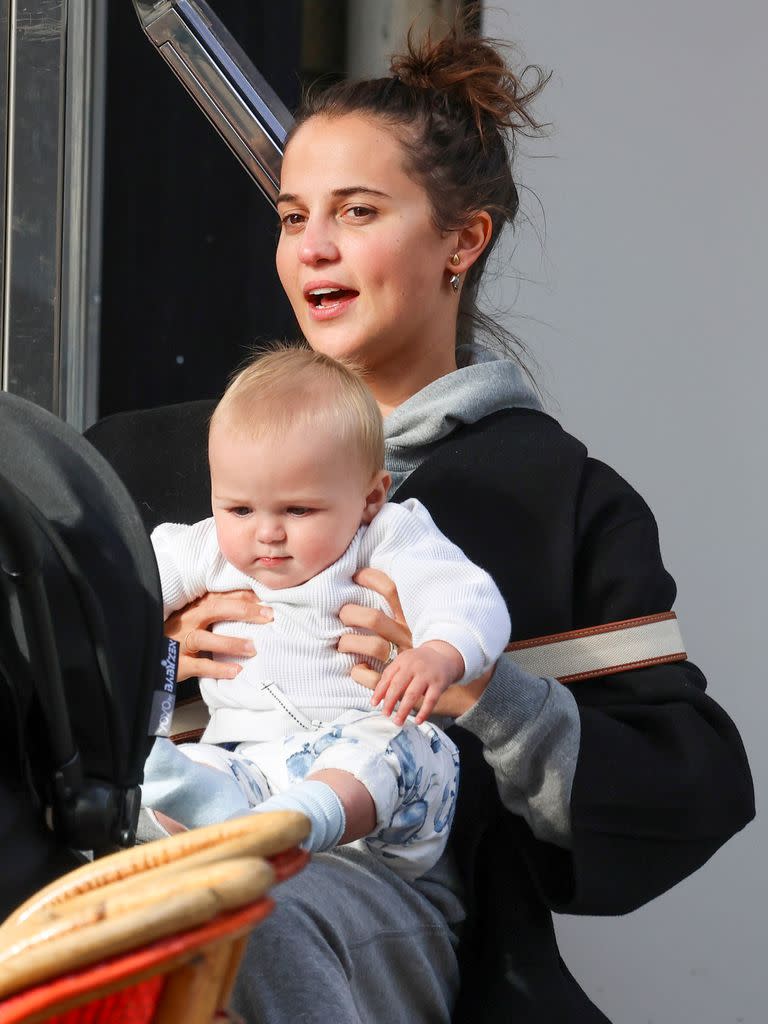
[448,211,493,276]
[362,470,391,523]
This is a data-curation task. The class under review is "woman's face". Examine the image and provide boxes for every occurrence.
[276,114,457,376]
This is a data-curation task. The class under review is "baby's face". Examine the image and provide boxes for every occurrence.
[210,423,383,589]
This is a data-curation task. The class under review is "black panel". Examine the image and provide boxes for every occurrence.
[99,1,302,416]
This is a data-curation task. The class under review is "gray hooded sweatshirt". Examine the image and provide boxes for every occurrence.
[384,347,579,847]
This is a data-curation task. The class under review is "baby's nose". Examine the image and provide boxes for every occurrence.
[256,516,285,542]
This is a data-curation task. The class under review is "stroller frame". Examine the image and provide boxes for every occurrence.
[0,391,165,894]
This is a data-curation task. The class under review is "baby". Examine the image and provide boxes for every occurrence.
[142,347,510,880]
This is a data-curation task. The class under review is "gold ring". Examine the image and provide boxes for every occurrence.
[384,640,398,667]
[182,630,198,655]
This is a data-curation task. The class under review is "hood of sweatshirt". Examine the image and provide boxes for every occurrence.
[384,345,543,494]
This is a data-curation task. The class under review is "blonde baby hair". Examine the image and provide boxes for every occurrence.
[210,344,385,478]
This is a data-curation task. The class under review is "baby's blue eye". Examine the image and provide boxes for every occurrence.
[287,507,311,517]
[230,507,251,517]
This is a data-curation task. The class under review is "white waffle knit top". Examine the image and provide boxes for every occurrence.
[151,498,511,742]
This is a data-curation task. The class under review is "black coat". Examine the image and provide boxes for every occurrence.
[86,401,755,1024]
[396,407,754,1022]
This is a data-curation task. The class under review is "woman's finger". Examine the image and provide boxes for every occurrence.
[352,568,407,625]
[194,591,272,627]
[175,627,257,681]
[179,656,240,682]
[350,663,382,689]
[337,605,412,651]
[181,630,255,659]
[339,573,413,697]
[165,590,270,682]
[165,591,272,644]
[336,632,392,663]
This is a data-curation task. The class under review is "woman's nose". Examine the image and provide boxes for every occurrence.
[298,218,339,266]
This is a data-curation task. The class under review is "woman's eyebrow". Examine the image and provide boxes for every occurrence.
[331,186,392,200]
[276,186,392,205]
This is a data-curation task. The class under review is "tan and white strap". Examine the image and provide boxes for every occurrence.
[168,612,687,742]
[505,612,686,684]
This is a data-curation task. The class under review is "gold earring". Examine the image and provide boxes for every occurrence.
[449,253,461,292]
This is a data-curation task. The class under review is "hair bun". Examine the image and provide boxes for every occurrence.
[390,23,548,141]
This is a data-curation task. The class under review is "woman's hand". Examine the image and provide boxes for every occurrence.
[337,568,413,687]
[165,590,272,682]
[428,666,495,718]
[339,568,496,717]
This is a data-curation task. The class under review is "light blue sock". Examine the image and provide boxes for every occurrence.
[251,781,346,852]
[142,737,249,828]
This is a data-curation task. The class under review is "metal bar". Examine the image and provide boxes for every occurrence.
[1,0,66,414]
[0,0,11,386]
[60,1,107,429]
[132,0,293,208]
[0,1,105,426]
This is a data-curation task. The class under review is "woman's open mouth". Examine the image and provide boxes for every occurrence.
[305,286,359,321]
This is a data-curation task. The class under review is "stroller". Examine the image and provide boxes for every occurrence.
[0,391,166,919]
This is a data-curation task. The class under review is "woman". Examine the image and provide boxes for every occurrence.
[165,22,754,1024]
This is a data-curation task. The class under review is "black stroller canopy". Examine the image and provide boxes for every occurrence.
[0,392,164,859]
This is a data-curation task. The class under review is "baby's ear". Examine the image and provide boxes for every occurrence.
[362,470,391,523]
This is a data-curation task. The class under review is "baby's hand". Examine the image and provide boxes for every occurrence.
[371,641,465,726]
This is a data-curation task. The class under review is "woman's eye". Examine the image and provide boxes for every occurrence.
[344,205,374,221]
[280,211,305,230]
[287,507,311,517]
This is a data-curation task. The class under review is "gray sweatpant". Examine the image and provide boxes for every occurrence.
[231,843,464,1023]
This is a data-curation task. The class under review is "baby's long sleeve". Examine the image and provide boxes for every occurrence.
[368,500,511,683]
[150,518,221,619]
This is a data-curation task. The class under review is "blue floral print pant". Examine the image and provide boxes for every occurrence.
[180,710,460,881]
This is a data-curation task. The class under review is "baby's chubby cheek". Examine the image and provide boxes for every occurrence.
[215,526,250,574]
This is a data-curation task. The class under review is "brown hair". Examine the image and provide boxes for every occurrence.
[210,344,384,478]
[291,10,549,363]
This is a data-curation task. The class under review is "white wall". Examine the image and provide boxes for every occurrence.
[482,3,766,1022]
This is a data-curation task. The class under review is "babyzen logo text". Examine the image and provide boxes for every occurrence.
[161,641,178,693]
[150,639,179,736]
[150,689,176,737]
